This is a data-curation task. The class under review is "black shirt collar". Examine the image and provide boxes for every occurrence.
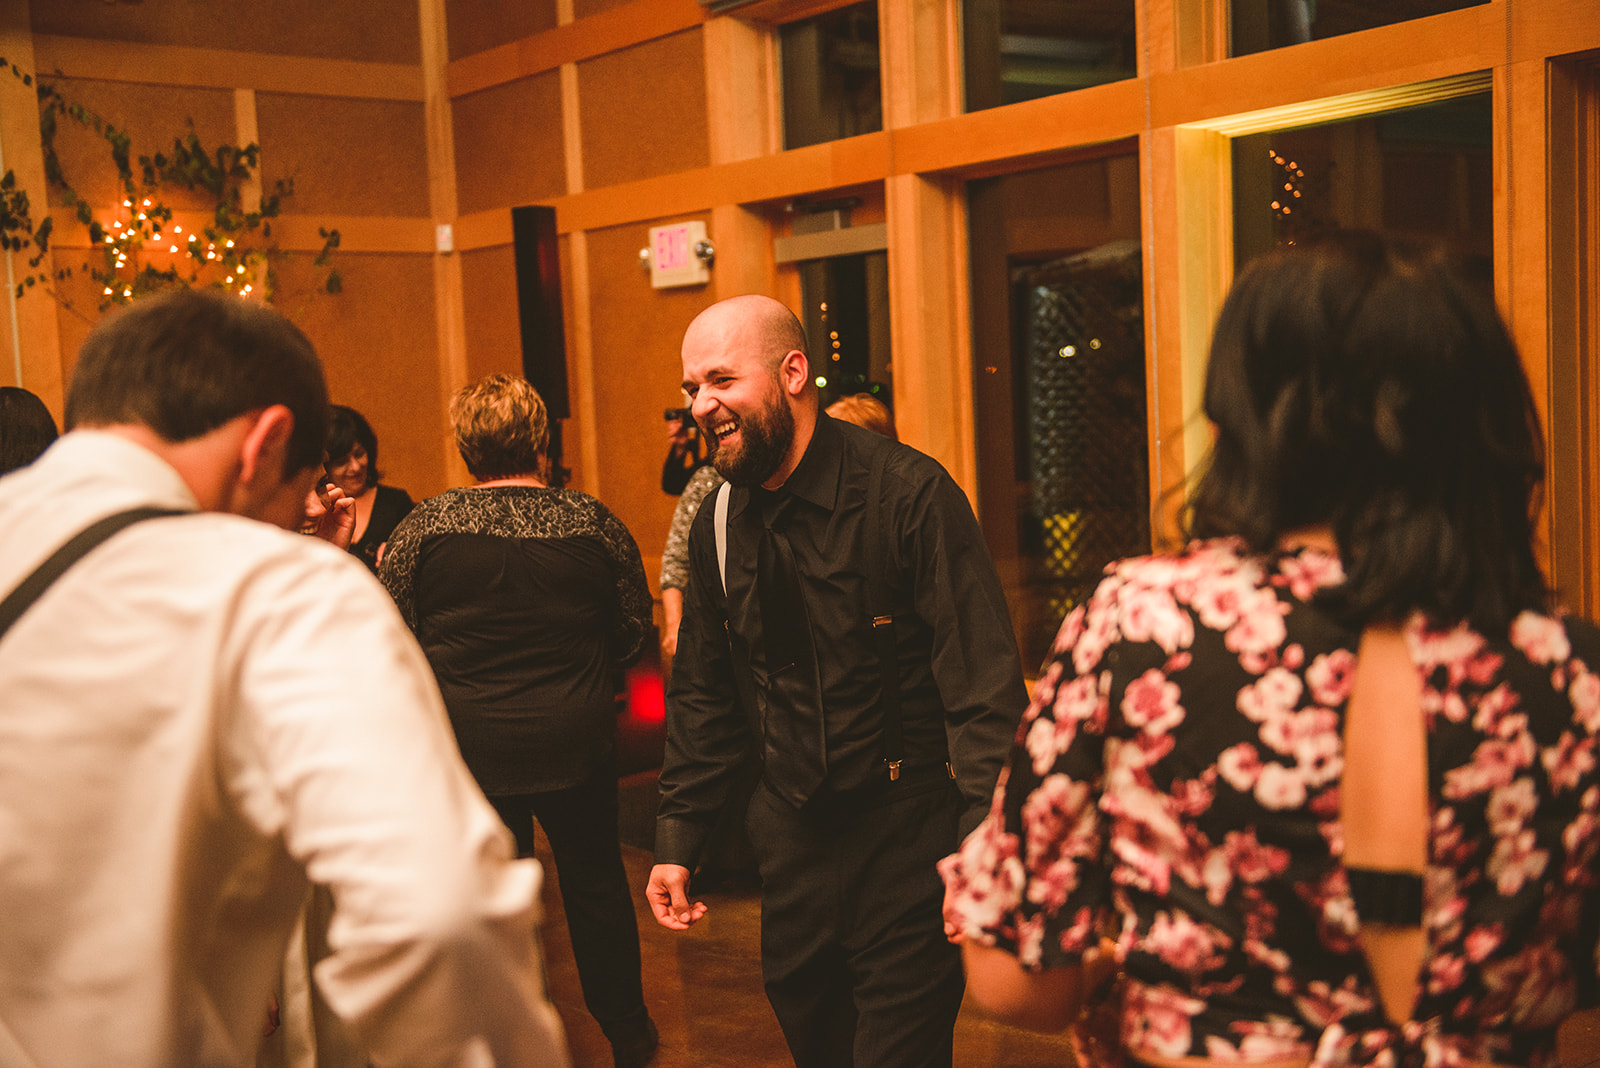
[733,410,842,517]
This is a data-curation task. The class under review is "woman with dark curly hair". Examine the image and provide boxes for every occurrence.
[380,373,658,1068]
[324,404,412,572]
[942,232,1600,1068]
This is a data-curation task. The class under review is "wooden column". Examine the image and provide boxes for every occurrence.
[880,0,975,500]
[705,15,778,299]
[1142,123,1231,545]
[420,0,471,488]
[0,0,64,412]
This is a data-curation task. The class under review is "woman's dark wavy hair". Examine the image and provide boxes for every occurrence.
[325,404,383,485]
[1184,231,1549,633]
[0,387,59,476]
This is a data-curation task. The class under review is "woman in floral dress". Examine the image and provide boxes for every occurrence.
[940,232,1600,1068]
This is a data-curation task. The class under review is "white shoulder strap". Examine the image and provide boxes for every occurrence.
[713,480,732,597]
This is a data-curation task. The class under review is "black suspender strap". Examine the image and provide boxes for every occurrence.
[864,447,906,780]
[0,507,185,645]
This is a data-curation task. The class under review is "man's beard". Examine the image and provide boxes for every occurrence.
[706,393,795,487]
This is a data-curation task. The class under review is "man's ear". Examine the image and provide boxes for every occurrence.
[237,405,296,486]
[777,349,810,397]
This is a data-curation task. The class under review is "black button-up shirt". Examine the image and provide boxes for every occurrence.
[655,412,1028,868]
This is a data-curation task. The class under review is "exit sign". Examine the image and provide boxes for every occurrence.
[648,221,710,288]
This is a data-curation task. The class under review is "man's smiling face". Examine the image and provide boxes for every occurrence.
[681,321,797,489]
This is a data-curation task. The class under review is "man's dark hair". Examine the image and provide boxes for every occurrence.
[66,289,330,475]
[0,386,60,476]
[1186,230,1549,633]
[326,404,383,483]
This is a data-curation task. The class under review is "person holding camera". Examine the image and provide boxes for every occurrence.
[661,405,706,495]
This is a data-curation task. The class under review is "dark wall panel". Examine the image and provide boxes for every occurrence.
[453,73,566,214]
[460,244,525,386]
[257,94,430,218]
[32,0,419,64]
[578,29,709,190]
[584,216,713,579]
[276,252,450,498]
[446,0,559,61]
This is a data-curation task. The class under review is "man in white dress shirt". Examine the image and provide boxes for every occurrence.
[0,290,569,1067]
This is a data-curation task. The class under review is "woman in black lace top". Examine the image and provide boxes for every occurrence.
[380,373,658,1068]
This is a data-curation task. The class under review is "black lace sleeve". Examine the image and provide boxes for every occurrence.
[596,501,652,668]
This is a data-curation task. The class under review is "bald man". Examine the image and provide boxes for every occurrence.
[648,295,1027,1068]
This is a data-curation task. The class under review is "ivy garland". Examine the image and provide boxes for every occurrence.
[0,58,340,314]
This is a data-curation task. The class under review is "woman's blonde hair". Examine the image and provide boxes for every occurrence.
[825,392,897,441]
[450,373,549,481]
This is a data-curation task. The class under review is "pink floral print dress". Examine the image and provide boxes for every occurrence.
[940,540,1600,1067]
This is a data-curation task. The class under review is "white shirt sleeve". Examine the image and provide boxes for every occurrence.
[221,544,569,1068]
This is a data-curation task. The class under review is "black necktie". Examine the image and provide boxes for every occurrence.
[755,490,826,806]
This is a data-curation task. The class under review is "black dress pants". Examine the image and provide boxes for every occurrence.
[746,773,966,1068]
[488,751,650,1044]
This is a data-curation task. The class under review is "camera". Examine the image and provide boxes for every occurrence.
[663,407,693,423]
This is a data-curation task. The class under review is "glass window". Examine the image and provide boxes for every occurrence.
[1232,93,1492,270]
[1231,0,1487,58]
[964,0,1136,112]
[967,154,1148,669]
[780,2,882,150]
[797,251,892,411]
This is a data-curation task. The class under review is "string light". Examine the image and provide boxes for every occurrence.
[1268,147,1304,223]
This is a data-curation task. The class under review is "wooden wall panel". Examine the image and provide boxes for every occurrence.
[459,244,526,385]
[31,0,421,64]
[573,0,638,20]
[276,252,451,498]
[452,73,567,214]
[583,219,716,588]
[256,94,430,217]
[38,78,236,215]
[446,0,559,62]
[578,29,709,190]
